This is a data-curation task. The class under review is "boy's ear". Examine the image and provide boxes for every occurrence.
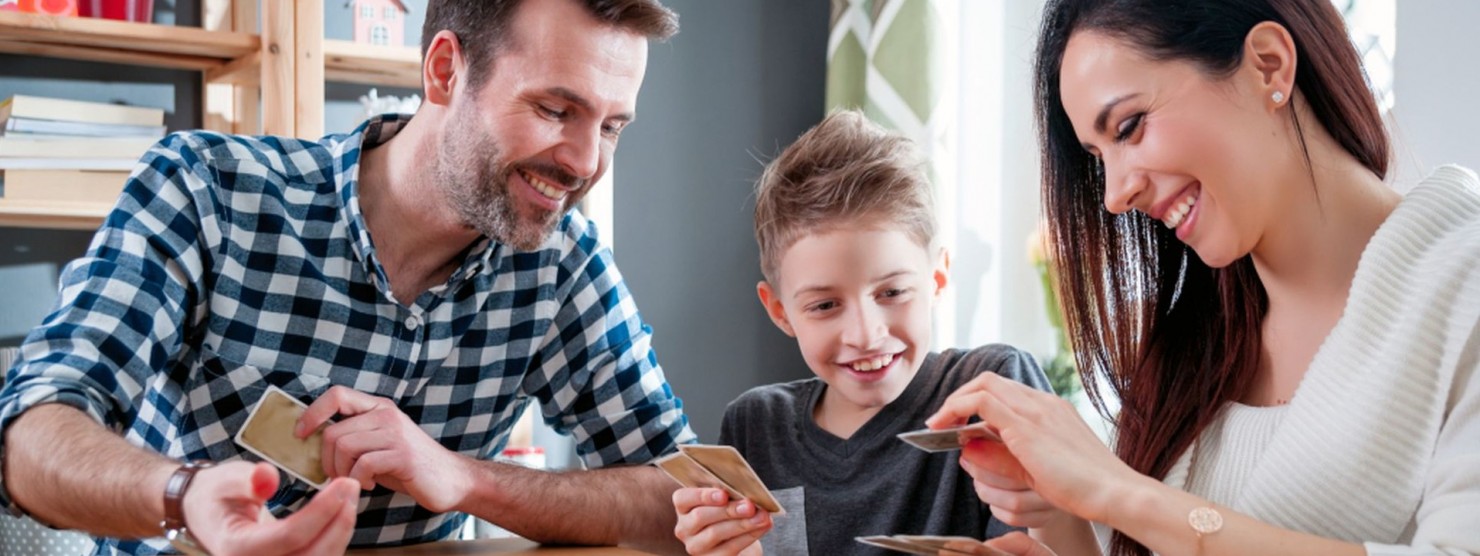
[756,281,796,337]
[932,247,951,300]
[423,30,464,107]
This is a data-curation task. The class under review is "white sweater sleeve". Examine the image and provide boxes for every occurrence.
[1365,338,1480,556]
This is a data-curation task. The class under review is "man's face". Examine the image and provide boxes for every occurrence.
[437,0,648,250]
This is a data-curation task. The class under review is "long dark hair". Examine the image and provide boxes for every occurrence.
[1032,1,1388,555]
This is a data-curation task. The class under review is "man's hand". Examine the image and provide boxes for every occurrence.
[672,488,769,555]
[183,461,359,556]
[297,386,471,512]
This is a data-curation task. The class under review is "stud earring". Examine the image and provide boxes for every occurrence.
[1272,91,1285,104]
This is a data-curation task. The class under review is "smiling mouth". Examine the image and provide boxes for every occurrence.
[846,353,897,372]
[1162,186,1200,230]
[520,170,567,202]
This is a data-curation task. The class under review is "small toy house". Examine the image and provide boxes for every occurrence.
[348,0,409,47]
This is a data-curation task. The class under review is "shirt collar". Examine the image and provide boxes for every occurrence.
[336,114,502,294]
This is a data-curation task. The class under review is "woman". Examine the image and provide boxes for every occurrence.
[930,0,1480,554]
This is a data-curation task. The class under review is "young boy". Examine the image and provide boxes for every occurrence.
[671,110,1052,555]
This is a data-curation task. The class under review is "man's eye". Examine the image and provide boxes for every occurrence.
[539,105,566,119]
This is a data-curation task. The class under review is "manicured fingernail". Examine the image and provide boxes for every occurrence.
[708,490,724,503]
[294,422,305,437]
[749,513,766,526]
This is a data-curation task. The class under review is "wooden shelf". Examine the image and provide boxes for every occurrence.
[0,1,367,230]
[0,200,109,231]
[324,39,420,89]
[0,10,258,70]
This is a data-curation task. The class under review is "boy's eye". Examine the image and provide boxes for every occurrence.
[1114,112,1144,142]
[879,287,912,300]
[807,301,838,313]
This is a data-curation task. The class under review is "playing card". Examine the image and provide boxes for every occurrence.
[234,386,328,488]
[857,535,996,555]
[900,535,998,555]
[854,535,941,555]
[896,423,1001,453]
[653,451,745,501]
[677,444,785,514]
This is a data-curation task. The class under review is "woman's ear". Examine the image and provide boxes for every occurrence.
[422,30,464,106]
[756,281,796,337]
[1244,21,1298,109]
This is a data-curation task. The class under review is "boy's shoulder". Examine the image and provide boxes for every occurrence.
[929,343,1051,393]
[727,377,822,417]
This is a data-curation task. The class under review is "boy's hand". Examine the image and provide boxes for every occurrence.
[672,487,770,555]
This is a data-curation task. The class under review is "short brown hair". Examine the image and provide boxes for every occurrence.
[421,0,679,90]
[753,110,935,284]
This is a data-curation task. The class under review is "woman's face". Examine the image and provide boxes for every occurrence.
[1058,31,1297,268]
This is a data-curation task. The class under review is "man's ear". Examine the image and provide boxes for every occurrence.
[423,30,464,107]
[1244,21,1298,110]
[932,247,951,301]
[756,281,796,337]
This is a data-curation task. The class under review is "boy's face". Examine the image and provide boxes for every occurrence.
[758,224,947,414]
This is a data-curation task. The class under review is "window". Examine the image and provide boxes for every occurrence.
[360,5,373,19]
[370,24,389,46]
[1335,0,1396,111]
[384,6,397,20]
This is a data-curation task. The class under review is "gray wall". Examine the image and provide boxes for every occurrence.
[0,1,820,442]
[614,0,824,442]
[1391,0,1480,189]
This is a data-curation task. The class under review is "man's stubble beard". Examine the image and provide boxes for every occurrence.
[436,117,586,251]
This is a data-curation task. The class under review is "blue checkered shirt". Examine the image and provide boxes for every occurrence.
[0,114,695,554]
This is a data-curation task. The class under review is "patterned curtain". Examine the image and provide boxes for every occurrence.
[826,0,959,348]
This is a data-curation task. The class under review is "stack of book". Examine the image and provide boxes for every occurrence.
[0,94,164,207]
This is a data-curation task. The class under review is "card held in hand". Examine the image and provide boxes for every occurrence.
[896,422,1001,453]
[649,444,785,515]
[234,385,328,488]
[677,444,784,515]
[856,535,991,555]
[653,451,744,501]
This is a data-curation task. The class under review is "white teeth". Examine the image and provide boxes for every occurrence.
[523,172,566,201]
[1163,190,1199,229]
[849,353,895,372]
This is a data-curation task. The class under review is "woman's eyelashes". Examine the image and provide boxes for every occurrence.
[1115,112,1145,143]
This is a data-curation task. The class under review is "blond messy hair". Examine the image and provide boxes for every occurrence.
[753,109,935,284]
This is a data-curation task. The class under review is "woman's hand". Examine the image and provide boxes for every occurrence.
[927,372,1140,523]
[671,487,770,555]
[958,439,1062,528]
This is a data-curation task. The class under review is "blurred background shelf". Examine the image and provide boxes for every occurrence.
[324,39,420,89]
[0,200,110,231]
[0,0,341,230]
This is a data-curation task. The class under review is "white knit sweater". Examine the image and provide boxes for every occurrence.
[1161,165,1480,555]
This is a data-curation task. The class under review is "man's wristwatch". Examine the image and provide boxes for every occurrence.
[161,461,214,556]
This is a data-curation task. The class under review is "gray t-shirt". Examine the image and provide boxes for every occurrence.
[719,344,1052,555]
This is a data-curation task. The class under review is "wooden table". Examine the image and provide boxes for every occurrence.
[348,537,654,555]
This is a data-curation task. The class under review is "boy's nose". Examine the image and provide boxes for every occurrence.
[841,306,888,349]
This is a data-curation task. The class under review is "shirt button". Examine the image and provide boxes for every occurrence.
[405,315,420,330]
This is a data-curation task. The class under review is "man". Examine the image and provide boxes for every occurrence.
[0,0,693,554]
